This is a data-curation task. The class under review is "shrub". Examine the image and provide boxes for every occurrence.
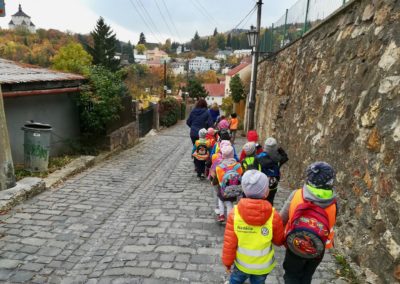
[159,97,180,127]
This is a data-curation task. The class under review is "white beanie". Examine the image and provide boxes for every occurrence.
[221,145,234,159]
[242,170,269,199]
[199,128,207,138]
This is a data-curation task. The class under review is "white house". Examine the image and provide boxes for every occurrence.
[224,59,251,97]
[189,57,220,73]
[203,83,225,106]
[8,4,35,33]
[134,54,147,64]
[215,50,233,60]
[233,49,252,58]
[171,62,186,75]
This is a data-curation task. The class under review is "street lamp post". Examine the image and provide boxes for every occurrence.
[246,0,262,131]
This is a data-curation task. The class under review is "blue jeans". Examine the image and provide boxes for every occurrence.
[230,266,268,284]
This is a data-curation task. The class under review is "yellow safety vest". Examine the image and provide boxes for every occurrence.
[233,206,276,275]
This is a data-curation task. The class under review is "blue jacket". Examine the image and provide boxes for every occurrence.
[209,108,220,123]
[186,108,213,137]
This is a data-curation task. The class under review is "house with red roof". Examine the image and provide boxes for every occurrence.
[224,58,251,97]
[203,83,225,106]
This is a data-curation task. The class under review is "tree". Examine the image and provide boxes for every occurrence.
[136,43,146,55]
[191,31,202,51]
[216,34,226,50]
[187,78,208,99]
[87,17,120,71]
[230,74,245,103]
[78,65,127,137]
[213,28,218,37]
[198,70,218,83]
[138,32,146,44]
[122,41,135,63]
[226,33,232,48]
[52,42,92,74]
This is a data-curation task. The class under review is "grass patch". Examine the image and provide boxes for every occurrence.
[333,252,359,283]
[14,155,76,181]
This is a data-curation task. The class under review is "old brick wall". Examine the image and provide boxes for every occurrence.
[255,0,399,282]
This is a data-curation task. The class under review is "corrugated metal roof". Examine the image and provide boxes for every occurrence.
[0,58,85,84]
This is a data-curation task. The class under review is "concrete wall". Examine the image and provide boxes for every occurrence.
[4,93,80,164]
[255,0,399,282]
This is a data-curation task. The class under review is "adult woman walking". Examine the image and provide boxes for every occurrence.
[186,99,213,145]
[209,102,220,125]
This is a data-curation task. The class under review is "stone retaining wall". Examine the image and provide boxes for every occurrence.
[255,0,399,282]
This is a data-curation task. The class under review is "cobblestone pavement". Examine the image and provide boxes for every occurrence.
[0,121,340,283]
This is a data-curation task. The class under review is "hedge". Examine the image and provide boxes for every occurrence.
[159,97,181,127]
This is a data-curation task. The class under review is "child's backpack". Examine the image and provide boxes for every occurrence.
[241,157,260,172]
[219,163,242,199]
[193,142,209,161]
[257,152,280,177]
[285,201,333,259]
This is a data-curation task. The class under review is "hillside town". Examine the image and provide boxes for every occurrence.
[0,1,399,284]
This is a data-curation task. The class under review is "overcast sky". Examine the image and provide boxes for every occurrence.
[0,0,298,44]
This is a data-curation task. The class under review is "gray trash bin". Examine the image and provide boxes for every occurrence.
[22,122,52,172]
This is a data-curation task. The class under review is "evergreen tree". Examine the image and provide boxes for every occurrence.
[138,32,146,44]
[187,78,208,99]
[226,33,232,48]
[213,28,218,37]
[191,31,201,50]
[194,31,200,40]
[230,74,245,103]
[87,17,120,71]
[216,34,226,50]
[122,41,135,64]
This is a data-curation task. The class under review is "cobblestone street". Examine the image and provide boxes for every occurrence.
[0,122,340,283]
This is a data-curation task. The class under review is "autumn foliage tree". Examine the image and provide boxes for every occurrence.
[52,42,92,74]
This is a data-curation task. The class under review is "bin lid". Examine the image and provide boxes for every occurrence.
[22,121,52,131]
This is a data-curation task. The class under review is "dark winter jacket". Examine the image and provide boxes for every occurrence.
[186,108,213,137]
[209,108,220,123]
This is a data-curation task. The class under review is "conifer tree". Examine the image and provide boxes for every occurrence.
[87,17,120,71]
[138,32,146,44]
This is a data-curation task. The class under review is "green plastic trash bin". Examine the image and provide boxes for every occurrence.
[22,122,52,172]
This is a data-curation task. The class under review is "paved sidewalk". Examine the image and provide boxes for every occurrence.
[0,121,340,283]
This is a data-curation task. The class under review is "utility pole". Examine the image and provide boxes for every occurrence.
[247,0,262,131]
[163,60,167,99]
[0,87,16,191]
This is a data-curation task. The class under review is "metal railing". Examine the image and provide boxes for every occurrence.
[260,0,350,53]
[138,107,154,137]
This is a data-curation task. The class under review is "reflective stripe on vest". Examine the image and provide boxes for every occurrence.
[233,206,276,275]
[286,189,336,249]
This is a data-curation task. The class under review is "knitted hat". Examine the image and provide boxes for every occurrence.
[242,170,270,199]
[247,130,259,142]
[306,161,335,189]
[207,128,215,135]
[243,142,256,155]
[220,140,231,149]
[264,137,278,152]
[198,128,207,138]
[218,119,230,130]
[221,145,234,159]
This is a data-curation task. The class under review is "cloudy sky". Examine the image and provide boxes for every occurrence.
[0,0,298,43]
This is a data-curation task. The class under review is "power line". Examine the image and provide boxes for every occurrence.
[136,0,165,43]
[194,0,220,28]
[233,4,257,31]
[190,0,218,32]
[128,0,162,43]
[154,0,176,41]
[161,0,183,43]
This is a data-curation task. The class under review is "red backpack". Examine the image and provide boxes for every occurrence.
[286,200,333,259]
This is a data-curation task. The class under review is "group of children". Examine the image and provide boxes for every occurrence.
[190,127,338,284]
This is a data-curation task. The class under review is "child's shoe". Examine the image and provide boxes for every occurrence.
[217,214,225,223]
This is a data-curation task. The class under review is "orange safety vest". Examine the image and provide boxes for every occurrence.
[286,189,336,249]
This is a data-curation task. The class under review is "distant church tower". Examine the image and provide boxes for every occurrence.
[8,4,36,33]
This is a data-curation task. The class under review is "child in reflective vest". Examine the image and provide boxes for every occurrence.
[241,142,261,173]
[239,130,263,162]
[222,170,284,283]
[280,161,337,284]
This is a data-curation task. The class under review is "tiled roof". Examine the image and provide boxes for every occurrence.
[203,83,225,97]
[0,58,85,84]
[227,62,251,76]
